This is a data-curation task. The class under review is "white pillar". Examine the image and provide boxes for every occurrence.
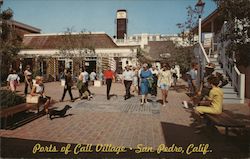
[199,18,202,43]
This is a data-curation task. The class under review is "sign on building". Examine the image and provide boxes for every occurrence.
[202,33,213,48]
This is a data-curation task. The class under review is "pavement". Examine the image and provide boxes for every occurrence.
[0,80,250,158]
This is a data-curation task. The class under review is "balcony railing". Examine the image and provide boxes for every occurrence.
[194,42,210,87]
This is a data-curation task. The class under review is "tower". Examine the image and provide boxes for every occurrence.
[116,9,127,39]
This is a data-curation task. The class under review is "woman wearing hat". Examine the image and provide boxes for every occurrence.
[139,63,152,105]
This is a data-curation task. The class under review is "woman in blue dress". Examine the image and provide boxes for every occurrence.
[140,63,152,105]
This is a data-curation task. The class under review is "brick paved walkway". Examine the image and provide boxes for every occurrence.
[1,80,250,158]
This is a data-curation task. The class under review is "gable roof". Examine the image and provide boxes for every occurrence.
[22,33,118,49]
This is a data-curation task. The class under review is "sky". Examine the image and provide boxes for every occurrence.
[2,0,217,36]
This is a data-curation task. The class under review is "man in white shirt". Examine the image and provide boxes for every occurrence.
[122,66,134,100]
[90,69,97,85]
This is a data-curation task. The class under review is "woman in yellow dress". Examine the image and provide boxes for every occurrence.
[194,76,224,115]
[193,76,223,133]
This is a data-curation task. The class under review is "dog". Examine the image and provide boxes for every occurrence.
[49,105,72,120]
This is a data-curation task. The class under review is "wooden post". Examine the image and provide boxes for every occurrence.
[54,58,56,81]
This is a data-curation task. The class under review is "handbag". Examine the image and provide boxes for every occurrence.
[147,77,154,88]
[26,94,40,104]
[76,80,83,90]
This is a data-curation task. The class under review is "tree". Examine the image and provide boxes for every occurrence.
[214,0,250,66]
[0,7,22,84]
[176,5,200,45]
[169,46,194,74]
[136,47,154,64]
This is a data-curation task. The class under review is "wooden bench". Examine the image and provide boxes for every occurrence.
[0,100,56,129]
[0,103,39,129]
[204,112,246,135]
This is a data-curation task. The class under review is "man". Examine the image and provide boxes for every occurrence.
[183,62,198,108]
[189,62,199,96]
[170,65,178,90]
[122,66,134,100]
[90,69,97,85]
[150,65,159,96]
[60,69,74,102]
[104,66,114,100]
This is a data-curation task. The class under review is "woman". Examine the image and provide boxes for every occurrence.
[7,69,20,92]
[30,76,51,114]
[140,63,152,105]
[193,76,223,133]
[24,65,32,95]
[194,76,223,115]
[158,63,172,106]
[60,69,74,102]
[77,72,91,100]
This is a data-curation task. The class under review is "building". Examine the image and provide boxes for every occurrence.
[17,9,187,81]
[191,8,249,102]
[116,9,128,39]
[7,20,41,71]
[18,32,137,81]
[8,20,41,37]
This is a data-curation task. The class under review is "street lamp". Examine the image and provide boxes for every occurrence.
[195,0,205,43]
[195,0,205,87]
[195,0,205,18]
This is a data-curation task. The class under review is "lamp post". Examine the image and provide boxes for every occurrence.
[195,0,205,87]
[195,0,205,43]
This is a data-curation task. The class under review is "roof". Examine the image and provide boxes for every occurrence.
[146,41,177,60]
[191,8,224,34]
[22,33,118,49]
[9,20,41,33]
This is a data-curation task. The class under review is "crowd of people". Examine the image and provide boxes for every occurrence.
[5,63,180,107]
[6,61,227,123]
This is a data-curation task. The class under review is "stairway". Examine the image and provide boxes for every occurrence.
[209,57,243,104]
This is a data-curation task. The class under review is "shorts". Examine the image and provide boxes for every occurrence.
[160,83,169,90]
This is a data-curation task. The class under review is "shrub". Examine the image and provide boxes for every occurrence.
[0,90,25,109]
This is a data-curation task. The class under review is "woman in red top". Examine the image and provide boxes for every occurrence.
[104,66,114,100]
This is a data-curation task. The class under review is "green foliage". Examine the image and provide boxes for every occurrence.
[0,7,22,84]
[176,5,201,44]
[0,90,25,109]
[214,0,250,66]
[136,48,154,64]
[167,46,194,73]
